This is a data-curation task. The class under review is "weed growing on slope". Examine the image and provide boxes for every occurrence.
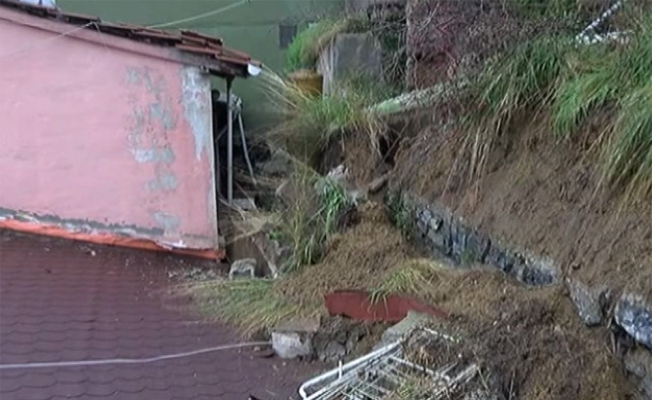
[369,258,445,303]
[467,12,652,194]
[262,71,388,166]
[384,189,415,239]
[275,166,354,273]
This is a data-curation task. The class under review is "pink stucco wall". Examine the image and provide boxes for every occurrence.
[0,18,218,251]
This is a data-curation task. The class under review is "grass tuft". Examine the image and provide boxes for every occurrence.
[466,11,652,194]
[384,376,433,400]
[182,175,354,334]
[608,83,652,193]
[185,278,305,335]
[474,36,569,119]
[466,36,570,178]
[261,70,388,166]
[370,259,445,303]
[275,165,354,273]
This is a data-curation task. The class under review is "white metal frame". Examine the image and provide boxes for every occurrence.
[298,328,478,400]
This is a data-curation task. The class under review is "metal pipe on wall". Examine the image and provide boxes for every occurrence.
[226,78,233,204]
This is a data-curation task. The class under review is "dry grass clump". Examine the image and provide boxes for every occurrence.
[261,70,390,167]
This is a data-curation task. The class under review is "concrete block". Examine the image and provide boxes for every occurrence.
[271,318,320,359]
[317,33,383,95]
[271,332,313,359]
[374,311,434,349]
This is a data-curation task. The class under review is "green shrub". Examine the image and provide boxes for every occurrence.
[278,168,353,273]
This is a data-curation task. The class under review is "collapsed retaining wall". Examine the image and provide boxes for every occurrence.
[384,188,652,393]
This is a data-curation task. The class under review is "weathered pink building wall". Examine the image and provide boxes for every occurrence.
[0,16,219,254]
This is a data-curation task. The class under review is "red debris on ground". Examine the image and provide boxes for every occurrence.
[324,290,448,322]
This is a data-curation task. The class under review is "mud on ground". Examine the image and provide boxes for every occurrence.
[267,202,629,399]
[394,266,628,400]
[399,295,627,400]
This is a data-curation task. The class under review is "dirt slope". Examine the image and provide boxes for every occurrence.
[378,120,652,291]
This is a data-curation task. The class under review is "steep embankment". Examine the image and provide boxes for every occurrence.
[391,120,651,292]
[334,112,651,397]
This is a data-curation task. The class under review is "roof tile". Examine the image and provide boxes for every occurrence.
[0,232,320,400]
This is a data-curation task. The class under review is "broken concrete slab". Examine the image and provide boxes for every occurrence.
[271,331,313,360]
[375,311,435,349]
[271,318,320,360]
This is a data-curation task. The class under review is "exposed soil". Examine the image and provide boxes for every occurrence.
[207,113,649,398]
[318,122,647,399]
[461,289,626,400]
[262,200,630,399]
[342,118,652,291]
[394,268,629,400]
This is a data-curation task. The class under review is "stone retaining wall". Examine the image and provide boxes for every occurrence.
[385,190,559,286]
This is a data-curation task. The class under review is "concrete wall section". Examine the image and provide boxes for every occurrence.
[0,20,218,252]
[317,33,382,95]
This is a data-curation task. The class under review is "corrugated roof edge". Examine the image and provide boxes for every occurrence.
[0,0,262,78]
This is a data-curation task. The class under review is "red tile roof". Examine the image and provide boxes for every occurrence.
[0,231,319,400]
[0,0,261,78]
